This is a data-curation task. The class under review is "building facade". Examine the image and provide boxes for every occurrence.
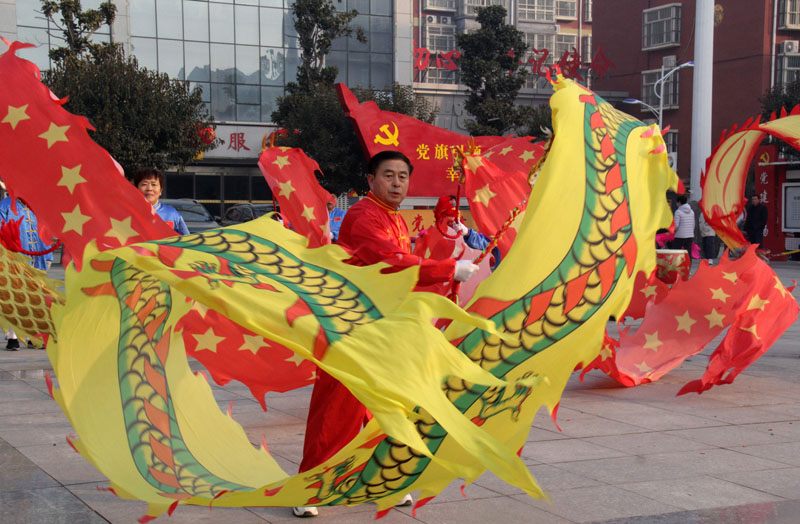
[593,1,800,186]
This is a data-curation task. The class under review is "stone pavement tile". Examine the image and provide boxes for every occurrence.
[17,440,107,485]
[553,448,788,485]
[67,482,270,524]
[520,437,629,464]
[617,475,783,511]
[761,402,800,418]
[567,400,721,431]
[411,494,571,524]
[0,411,74,447]
[0,439,60,492]
[0,486,107,524]
[679,405,798,425]
[226,405,306,429]
[593,500,796,524]
[527,424,572,442]
[511,484,680,523]
[262,442,304,466]
[666,421,800,448]
[718,466,800,499]
[731,441,800,467]
[533,407,645,438]
[244,421,307,446]
[584,431,711,455]
[0,397,64,416]
[0,382,52,401]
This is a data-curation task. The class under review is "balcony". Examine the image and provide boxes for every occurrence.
[424,0,456,12]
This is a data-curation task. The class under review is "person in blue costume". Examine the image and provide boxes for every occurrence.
[326,193,346,242]
[0,192,54,350]
[436,195,502,269]
[133,168,189,235]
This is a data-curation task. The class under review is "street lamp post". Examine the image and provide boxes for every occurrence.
[654,61,694,130]
[622,98,659,121]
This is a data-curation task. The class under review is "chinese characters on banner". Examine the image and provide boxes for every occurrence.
[413,45,615,83]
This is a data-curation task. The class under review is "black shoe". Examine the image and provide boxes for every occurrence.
[5,339,20,350]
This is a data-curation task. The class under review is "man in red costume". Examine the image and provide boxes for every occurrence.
[293,151,479,518]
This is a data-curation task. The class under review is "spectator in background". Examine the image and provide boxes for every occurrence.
[133,168,189,235]
[743,194,768,249]
[698,212,717,262]
[671,193,695,256]
[326,193,346,242]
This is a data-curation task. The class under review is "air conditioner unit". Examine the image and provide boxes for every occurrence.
[426,15,435,23]
[781,40,800,55]
[439,15,450,24]
[662,55,677,68]
[667,152,678,171]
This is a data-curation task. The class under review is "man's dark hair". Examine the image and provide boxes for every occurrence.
[133,168,165,187]
[676,194,688,205]
[367,151,413,176]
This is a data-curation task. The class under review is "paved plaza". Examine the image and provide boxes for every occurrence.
[2,261,800,523]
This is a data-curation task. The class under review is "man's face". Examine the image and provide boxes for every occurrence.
[367,159,410,208]
[326,201,335,212]
[137,176,162,206]
[751,196,761,206]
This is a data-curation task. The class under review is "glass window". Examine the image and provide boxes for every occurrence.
[641,69,679,109]
[210,43,235,82]
[370,53,392,89]
[196,175,220,201]
[261,86,284,122]
[185,42,210,81]
[425,25,455,52]
[327,50,348,83]
[370,0,391,16]
[260,0,283,7]
[642,4,681,50]
[581,35,592,63]
[209,3,235,43]
[349,15,369,51]
[237,84,260,104]
[260,47,285,85]
[236,0,259,5]
[16,0,48,27]
[283,10,298,40]
[16,26,50,71]
[331,35,347,52]
[663,129,678,153]
[583,0,592,21]
[184,0,210,41]
[518,0,554,22]
[555,34,576,60]
[465,0,504,17]
[236,45,261,84]
[252,176,271,200]
[348,52,369,87]
[235,5,260,45]
[370,16,392,53]
[237,104,261,121]
[285,48,301,83]
[555,0,576,19]
[130,0,157,37]
[156,0,183,39]
[779,0,800,28]
[157,39,184,79]
[131,37,159,71]
[165,173,193,199]
[259,8,283,47]
[225,175,251,202]
[189,81,211,102]
[349,0,370,13]
[211,83,236,121]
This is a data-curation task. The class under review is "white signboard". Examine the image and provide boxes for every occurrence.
[204,124,275,160]
[782,183,800,232]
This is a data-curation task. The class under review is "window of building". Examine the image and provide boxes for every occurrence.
[523,33,555,88]
[642,3,681,50]
[426,25,456,51]
[641,69,680,109]
[583,0,592,22]
[556,34,577,60]
[518,0,554,22]
[663,129,679,153]
[581,35,592,63]
[423,67,458,84]
[556,0,576,19]
[780,0,800,29]
[777,53,800,86]
[465,0,504,17]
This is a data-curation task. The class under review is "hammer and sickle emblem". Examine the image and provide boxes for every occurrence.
[373,122,399,147]
[759,151,770,163]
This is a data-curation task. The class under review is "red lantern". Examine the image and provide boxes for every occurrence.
[199,126,215,144]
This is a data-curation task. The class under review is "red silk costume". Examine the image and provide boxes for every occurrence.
[299,192,456,473]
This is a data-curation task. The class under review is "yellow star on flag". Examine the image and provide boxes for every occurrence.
[704,309,725,328]
[483,151,495,159]
[38,122,70,148]
[598,346,613,361]
[774,276,788,298]
[675,311,696,333]
[739,324,760,340]
[747,294,770,311]
[285,351,306,367]
[498,145,514,156]
[193,328,226,353]
[57,165,85,194]
[238,334,265,355]
[634,361,653,374]
[641,284,657,298]
[301,204,316,222]
[191,301,210,318]
[105,216,139,244]
[61,204,91,234]
[643,331,663,351]
[519,149,537,162]
[722,271,738,283]
[2,104,30,129]
[710,287,730,303]
[273,155,291,169]
[472,184,496,207]
[278,180,295,198]
[464,155,484,172]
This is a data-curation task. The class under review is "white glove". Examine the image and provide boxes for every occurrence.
[454,221,469,237]
[454,260,479,282]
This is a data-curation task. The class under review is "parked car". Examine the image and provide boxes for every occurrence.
[160,199,220,233]
[220,203,276,226]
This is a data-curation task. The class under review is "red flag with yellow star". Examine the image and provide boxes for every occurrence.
[582,247,798,391]
[337,83,543,197]
[0,41,175,270]
[258,147,331,248]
